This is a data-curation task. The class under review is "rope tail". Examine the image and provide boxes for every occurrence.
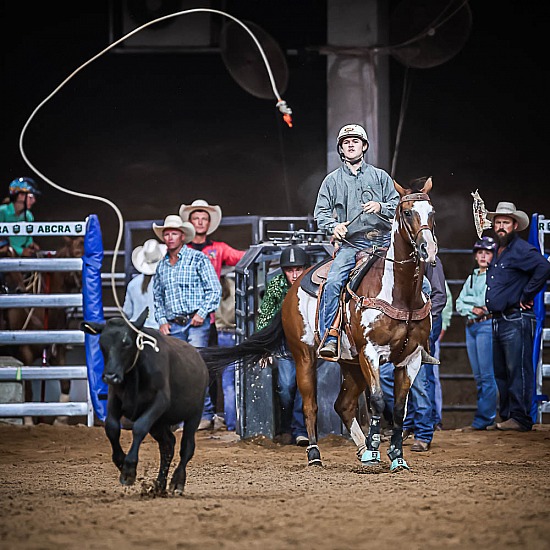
[200,311,285,372]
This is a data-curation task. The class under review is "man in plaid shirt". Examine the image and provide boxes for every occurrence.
[152,214,221,429]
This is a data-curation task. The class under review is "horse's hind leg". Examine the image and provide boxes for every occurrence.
[170,415,200,494]
[334,365,370,461]
[294,347,321,466]
[149,423,176,494]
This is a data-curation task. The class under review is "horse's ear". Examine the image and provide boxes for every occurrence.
[135,308,149,329]
[80,321,105,335]
[393,180,409,197]
[421,177,433,194]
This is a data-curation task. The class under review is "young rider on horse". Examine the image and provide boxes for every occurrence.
[313,124,399,358]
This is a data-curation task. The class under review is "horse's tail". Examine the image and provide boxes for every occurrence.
[200,311,285,372]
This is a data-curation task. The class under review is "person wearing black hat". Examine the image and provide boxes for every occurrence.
[485,202,550,431]
[0,177,41,256]
[257,245,309,446]
[456,236,498,430]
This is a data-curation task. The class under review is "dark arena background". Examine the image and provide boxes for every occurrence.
[1,2,550,548]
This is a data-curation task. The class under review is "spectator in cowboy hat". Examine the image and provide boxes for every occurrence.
[179,199,245,432]
[485,201,550,431]
[152,214,221,430]
[122,239,166,329]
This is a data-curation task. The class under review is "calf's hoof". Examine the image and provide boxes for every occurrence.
[169,482,185,496]
[119,464,137,486]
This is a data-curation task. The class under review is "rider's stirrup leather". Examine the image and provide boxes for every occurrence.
[319,340,338,359]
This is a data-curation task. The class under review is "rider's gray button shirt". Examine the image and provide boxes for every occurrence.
[314,162,399,239]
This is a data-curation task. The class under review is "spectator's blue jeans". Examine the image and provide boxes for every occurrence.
[493,310,536,430]
[403,315,442,443]
[276,356,307,439]
[217,330,237,431]
[169,318,215,421]
[465,319,497,428]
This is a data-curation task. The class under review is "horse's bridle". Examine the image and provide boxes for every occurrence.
[397,192,436,264]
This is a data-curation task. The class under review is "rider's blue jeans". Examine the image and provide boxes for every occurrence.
[169,317,215,421]
[465,319,497,429]
[276,355,307,439]
[320,235,387,340]
[492,310,536,430]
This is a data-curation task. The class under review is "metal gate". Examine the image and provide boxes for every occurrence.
[0,221,93,426]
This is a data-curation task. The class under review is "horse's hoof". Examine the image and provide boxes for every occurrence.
[307,444,322,467]
[390,458,410,472]
[360,449,381,465]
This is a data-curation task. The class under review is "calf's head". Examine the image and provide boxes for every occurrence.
[81,308,148,385]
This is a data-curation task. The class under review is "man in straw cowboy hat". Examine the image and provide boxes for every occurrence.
[485,201,550,432]
[123,239,166,329]
[179,199,245,280]
[152,214,222,429]
[179,199,245,432]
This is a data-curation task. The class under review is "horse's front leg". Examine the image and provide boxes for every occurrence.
[389,350,421,472]
[356,345,387,466]
[294,346,321,466]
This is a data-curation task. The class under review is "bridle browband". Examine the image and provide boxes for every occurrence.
[398,192,436,259]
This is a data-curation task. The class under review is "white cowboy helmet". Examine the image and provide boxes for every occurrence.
[179,199,222,235]
[152,215,196,243]
[131,239,167,275]
[336,124,370,150]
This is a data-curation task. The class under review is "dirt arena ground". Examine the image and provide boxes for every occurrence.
[1,423,549,550]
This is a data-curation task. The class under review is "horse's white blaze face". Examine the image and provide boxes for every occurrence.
[296,288,317,346]
[413,201,437,263]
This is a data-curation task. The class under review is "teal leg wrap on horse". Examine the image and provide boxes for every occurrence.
[360,449,381,464]
[390,457,409,471]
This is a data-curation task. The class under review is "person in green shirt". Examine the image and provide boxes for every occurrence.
[257,245,309,446]
[0,177,41,257]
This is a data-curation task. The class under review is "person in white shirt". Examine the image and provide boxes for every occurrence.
[123,239,166,329]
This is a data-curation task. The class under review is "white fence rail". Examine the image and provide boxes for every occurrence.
[0,223,93,425]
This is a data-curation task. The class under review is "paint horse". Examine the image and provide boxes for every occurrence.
[5,236,84,424]
[201,178,437,471]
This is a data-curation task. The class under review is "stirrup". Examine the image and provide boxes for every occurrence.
[421,348,440,365]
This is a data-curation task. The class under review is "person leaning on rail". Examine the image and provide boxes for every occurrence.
[0,177,41,257]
